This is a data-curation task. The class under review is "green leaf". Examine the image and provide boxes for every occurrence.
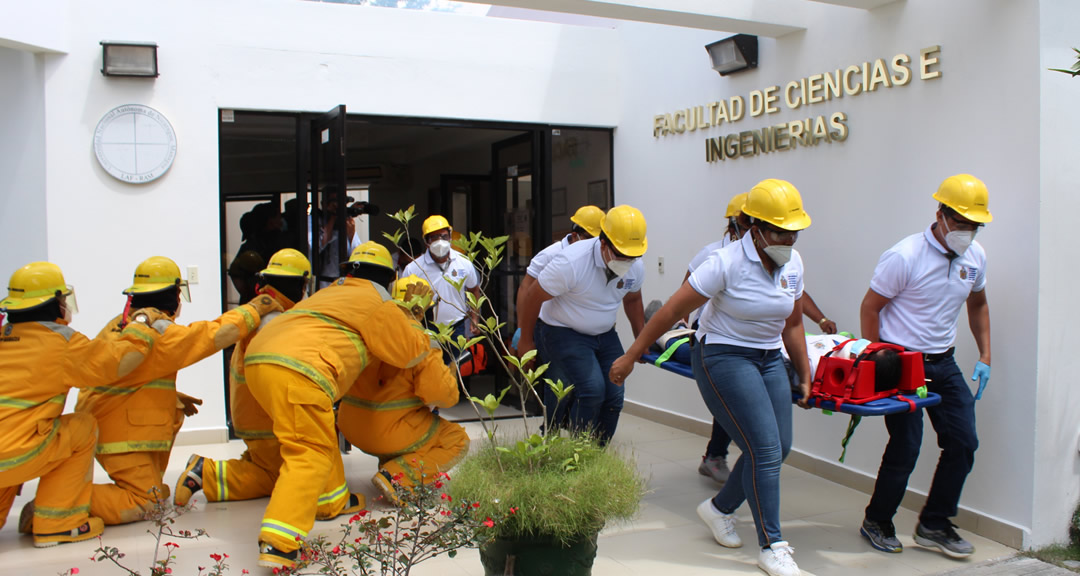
[448,550,458,558]
[503,354,522,369]
[520,349,538,365]
[464,336,485,350]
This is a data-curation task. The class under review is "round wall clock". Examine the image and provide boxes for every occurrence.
[93,104,177,184]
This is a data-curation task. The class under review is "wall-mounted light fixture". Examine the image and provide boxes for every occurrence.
[100,41,159,78]
[705,34,758,76]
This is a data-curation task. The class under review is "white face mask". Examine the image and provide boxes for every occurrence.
[941,217,976,255]
[607,258,633,277]
[757,229,793,267]
[429,239,452,259]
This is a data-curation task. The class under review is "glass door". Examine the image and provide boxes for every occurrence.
[309,105,349,289]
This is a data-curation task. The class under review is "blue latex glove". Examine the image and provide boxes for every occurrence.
[972,361,991,400]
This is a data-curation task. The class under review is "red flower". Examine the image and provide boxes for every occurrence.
[332,546,341,555]
[482,517,495,528]
[71,570,80,575]
[165,542,179,549]
[359,509,368,517]
[392,473,405,482]
[433,481,443,489]
[472,502,480,508]
[243,571,250,575]
[273,569,280,575]
[210,553,222,562]
[440,493,452,502]
[224,554,229,559]
[510,507,519,514]
[165,569,172,574]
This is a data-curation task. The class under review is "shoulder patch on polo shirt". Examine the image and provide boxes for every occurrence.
[960,265,977,284]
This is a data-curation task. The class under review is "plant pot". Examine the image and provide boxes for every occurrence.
[479,532,599,576]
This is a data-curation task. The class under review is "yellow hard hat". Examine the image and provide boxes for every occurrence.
[725,193,748,218]
[600,205,648,257]
[933,174,992,224]
[743,179,811,231]
[1,262,75,312]
[346,241,395,272]
[125,256,191,301]
[261,248,311,278]
[570,205,605,238]
[422,215,452,238]
[392,274,434,315]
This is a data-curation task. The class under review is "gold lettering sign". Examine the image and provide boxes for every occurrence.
[652,46,942,163]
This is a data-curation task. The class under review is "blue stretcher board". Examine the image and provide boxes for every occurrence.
[640,352,941,416]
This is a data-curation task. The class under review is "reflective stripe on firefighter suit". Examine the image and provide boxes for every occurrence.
[339,349,467,489]
[0,320,155,534]
[75,303,263,525]
[245,277,431,554]
[199,292,297,506]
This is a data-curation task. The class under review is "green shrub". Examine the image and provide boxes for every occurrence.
[450,433,646,547]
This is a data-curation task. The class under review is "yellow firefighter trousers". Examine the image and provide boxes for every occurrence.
[354,418,469,488]
[0,413,97,534]
[246,364,351,553]
[91,405,185,525]
[201,438,281,503]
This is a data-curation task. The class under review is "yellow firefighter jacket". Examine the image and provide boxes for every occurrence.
[340,352,458,456]
[229,289,290,441]
[0,320,156,471]
[245,277,433,402]
[75,303,263,455]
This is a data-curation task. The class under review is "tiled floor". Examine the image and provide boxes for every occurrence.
[0,414,1015,575]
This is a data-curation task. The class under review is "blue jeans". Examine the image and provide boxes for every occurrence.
[692,341,793,548]
[865,355,977,529]
[536,320,625,444]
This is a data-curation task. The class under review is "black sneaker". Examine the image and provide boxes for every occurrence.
[860,517,902,553]
[913,522,974,558]
[258,542,299,569]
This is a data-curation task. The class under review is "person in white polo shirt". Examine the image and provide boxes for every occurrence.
[858,174,992,559]
[686,192,837,486]
[515,205,604,333]
[402,215,482,350]
[610,179,813,576]
[517,205,647,445]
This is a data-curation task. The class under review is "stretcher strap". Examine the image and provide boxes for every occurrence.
[654,337,690,366]
[839,415,862,463]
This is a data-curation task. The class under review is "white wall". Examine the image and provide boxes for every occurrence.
[0,47,48,286]
[0,0,69,53]
[1033,0,1080,547]
[39,0,618,434]
[614,0,1043,541]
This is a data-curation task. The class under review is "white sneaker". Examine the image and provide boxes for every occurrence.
[759,541,800,576]
[696,498,742,548]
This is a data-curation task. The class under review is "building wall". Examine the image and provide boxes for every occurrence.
[1033,0,1080,547]
[0,47,48,284]
[34,0,618,435]
[0,0,69,53]
[614,0,1043,541]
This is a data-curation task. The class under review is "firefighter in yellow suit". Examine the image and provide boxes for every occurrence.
[338,275,469,505]
[74,256,277,525]
[174,249,313,508]
[0,262,160,546]
[246,241,434,570]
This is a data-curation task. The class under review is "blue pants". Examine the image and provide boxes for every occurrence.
[865,355,977,529]
[693,342,792,548]
[536,321,625,445]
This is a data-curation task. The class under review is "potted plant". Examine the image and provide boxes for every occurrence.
[384,208,646,576]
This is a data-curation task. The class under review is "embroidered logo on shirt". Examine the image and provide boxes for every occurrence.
[965,266,977,283]
[960,267,967,280]
[617,280,625,289]
[780,276,788,289]
[452,270,458,277]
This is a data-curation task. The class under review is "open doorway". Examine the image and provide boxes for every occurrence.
[218,110,613,431]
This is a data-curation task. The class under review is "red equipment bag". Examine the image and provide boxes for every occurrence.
[810,340,926,412]
[457,341,488,377]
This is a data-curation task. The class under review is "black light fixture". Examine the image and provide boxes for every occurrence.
[101,41,159,78]
[705,34,758,76]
